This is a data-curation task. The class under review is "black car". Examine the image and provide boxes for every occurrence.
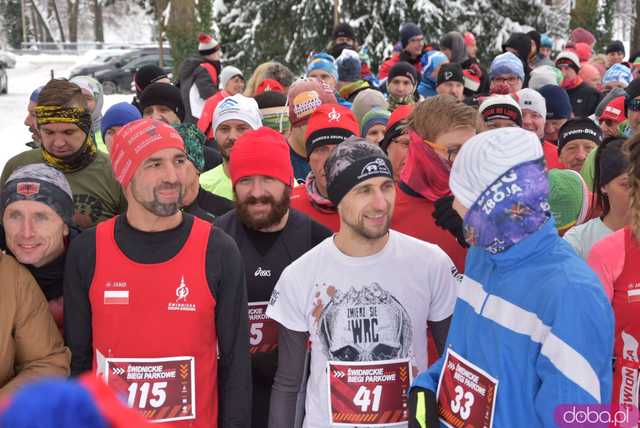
[68,47,163,79]
[94,54,174,94]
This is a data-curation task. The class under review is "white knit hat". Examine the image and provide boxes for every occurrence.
[517,88,547,118]
[528,65,561,91]
[212,94,262,133]
[449,127,544,209]
[219,66,244,90]
[198,32,220,54]
[555,51,581,71]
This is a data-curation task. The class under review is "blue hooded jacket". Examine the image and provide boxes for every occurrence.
[412,219,614,427]
[417,51,449,98]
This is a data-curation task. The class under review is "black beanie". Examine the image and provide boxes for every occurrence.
[325,138,394,206]
[400,23,422,48]
[253,91,287,109]
[333,23,355,41]
[557,117,603,155]
[597,138,629,188]
[388,61,418,85]
[625,78,640,116]
[139,82,185,122]
[606,40,625,55]
[134,65,168,94]
[437,63,464,86]
[502,32,532,64]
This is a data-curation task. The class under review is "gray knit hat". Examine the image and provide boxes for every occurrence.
[1,163,74,225]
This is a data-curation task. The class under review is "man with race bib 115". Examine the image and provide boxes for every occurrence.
[267,138,458,428]
[64,118,250,427]
[409,127,613,428]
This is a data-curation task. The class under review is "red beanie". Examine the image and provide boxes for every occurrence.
[229,127,294,187]
[575,42,593,63]
[386,104,414,131]
[304,104,360,158]
[110,118,185,188]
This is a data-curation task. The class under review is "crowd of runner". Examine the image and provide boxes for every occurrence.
[0,20,640,428]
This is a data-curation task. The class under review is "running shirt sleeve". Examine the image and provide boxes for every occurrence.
[207,228,252,428]
[268,326,309,428]
[587,230,626,302]
[427,249,459,322]
[63,228,97,376]
[266,262,310,332]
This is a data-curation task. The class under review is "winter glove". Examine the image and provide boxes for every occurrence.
[432,195,469,248]
[408,386,439,428]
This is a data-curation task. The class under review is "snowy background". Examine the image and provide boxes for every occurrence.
[0,54,129,171]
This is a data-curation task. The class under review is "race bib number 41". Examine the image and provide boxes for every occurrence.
[436,349,498,428]
[327,358,412,426]
[104,356,196,423]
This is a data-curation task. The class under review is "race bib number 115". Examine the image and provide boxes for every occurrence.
[104,356,196,423]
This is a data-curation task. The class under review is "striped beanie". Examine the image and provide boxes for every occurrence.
[450,127,543,209]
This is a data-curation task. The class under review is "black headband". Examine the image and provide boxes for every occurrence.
[327,155,394,206]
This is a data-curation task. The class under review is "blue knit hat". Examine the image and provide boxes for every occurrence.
[540,34,553,48]
[101,102,142,135]
[30,86,43,103]
[336,49,361,82]
[603,63,632,87]
[538,84,572,119]
[490,52,524,81]
[307,53,338,81]
[360,107,391,136]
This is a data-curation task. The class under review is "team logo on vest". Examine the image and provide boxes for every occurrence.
[168,276,196,312]
[358,158,391,179]
[255,267,272,277]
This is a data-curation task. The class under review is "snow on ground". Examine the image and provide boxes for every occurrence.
[0,54,131,171]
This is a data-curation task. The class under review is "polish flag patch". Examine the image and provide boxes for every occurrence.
[627,289,640,304]
[104,290,129,305]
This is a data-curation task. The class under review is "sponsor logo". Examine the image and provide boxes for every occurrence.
[269,289,280,306]
[16,182,40,197]
[292,90,321,119]
[255,267,271,277]
[104,289,129,305]
[358,158,391,179]
[168,276,196,312]
[444,71,453,80]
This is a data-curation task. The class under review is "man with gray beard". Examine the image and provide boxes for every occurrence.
[215,127,330,428]
[64,118,251,427]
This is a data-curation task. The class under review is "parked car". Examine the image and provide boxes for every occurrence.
[94,54,174,94]
[0,65,7,95]
[68,47,164,79]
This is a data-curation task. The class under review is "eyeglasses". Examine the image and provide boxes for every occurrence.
[424,140,460,162]
[629,99,640,112]
[492,76,520,85]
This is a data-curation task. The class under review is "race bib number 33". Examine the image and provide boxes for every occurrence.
[436,349,498,428]
[327,359,412,426]
[104,356,196,423]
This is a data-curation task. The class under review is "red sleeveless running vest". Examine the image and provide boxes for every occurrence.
[612,227,640,408]
[90,216,218,427]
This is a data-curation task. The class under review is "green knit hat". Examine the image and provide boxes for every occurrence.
[548,169,591,232]
[172,123,205,173]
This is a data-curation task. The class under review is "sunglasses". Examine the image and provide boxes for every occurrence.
[629,99,640,112]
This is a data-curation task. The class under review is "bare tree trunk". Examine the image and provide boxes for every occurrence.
[93,0,104,45]
[155,0,168,67]
[31,0,55,42]
[167,0,197,76]
[30,4,41,41]
[633,0,640,53]
[50,0,66,42]
[66,0,79,45]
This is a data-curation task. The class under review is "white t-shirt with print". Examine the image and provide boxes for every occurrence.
[267,230,458,428]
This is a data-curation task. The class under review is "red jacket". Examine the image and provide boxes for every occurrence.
[197,90,230,139]
[378,52,423,81]
[290,185,340,232]
[543,140,565,170]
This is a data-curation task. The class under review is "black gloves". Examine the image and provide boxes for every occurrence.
[432,195,469,248]
[408,386,439,428]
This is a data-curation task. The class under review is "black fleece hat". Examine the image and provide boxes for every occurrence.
[388,61,418,85]
[333,23,355,41]
[437,63,464,86]
[557,117,603,154]
[134,65,168,94]
[139,82,185,122]
[400,23,422,48]
[606,40,625,55]
[502,32,532,63]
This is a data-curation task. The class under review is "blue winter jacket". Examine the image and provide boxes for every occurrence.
[412,220,614,427]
